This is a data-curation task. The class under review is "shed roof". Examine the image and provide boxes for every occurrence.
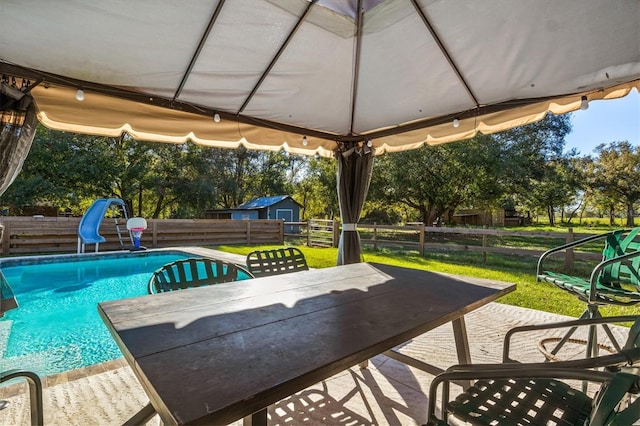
[234,196,300,210]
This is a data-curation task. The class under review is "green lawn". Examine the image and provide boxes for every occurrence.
[213,244,640,320]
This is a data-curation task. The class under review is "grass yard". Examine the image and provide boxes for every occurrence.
[213,243,640,321]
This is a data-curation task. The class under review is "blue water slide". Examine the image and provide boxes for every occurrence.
[77,198,126,252]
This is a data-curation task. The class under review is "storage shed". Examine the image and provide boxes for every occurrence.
[233,196,302,231]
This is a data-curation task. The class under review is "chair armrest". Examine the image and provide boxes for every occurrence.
[1,369,43,425]
[587,249,640,301]
[536,230,628,277]
[502,315,640,362]
[456,347,640,373]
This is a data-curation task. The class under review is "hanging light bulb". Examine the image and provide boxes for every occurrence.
[75,89,85,101]
[452,118,460,128]
[213,113,221,123]
[302,136,308,146]
[366,140,372,147]
[580,96,589,110]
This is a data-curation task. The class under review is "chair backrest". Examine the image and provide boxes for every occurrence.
[246,247,309,278]
[600,227,640,288]
[148,258,254,294]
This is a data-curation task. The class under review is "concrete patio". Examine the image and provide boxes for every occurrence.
[4,300,626,426]
[1,249,631,425]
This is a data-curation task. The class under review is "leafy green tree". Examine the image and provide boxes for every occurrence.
[371,136,502,224]
[588,141,640,226]
[1,127,124,214]
[293,156,338,219]
[526,157,582,225]
[493,114,574,223]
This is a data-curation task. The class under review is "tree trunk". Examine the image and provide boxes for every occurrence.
[609,205,615,226]
[547,205,555,226]
[152,190,165,219]
[626,203,636,227]
[137,186,143,217]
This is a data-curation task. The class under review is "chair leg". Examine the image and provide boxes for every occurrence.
[545,308,593,358]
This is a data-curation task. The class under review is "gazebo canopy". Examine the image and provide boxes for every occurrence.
[1,0,639,266]
[1,0,638,157]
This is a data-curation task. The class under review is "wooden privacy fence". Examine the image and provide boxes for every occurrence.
[0,217,283,256]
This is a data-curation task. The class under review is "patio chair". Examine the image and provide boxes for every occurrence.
[1,369,44,426]
[147,257,254,294]
[245,247,309,278]
[428,315,640,425]
[537,227,640,357]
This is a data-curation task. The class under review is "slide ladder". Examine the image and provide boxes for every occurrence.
[77,198,131,253]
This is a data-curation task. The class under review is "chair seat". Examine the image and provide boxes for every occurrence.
[442,377,592,426]
[539,271,640,306]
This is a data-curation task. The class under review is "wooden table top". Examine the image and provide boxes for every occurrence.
[98,262,514,425]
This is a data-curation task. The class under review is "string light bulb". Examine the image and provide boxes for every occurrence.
[452,118,460,128]
[75,89,85,101]
[366,140,372,147]
[580,96,589,110]
[302,136,308,146]
[213,113,221,123]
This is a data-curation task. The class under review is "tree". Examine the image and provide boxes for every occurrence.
[1,127,126,214]
[588,141,640,226]
[293,156,338,220]
[371,136,502,224]
[493,114,574,223]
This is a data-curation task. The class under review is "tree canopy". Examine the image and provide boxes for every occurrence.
[1,114,637,227]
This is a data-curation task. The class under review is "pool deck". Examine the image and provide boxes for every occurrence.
[0,248,629,425]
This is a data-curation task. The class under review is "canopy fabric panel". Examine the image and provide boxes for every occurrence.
[1,0,639,157]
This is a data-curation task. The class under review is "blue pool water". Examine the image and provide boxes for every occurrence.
[0,251,196,377]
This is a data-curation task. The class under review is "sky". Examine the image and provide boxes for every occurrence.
[563,89,639,155]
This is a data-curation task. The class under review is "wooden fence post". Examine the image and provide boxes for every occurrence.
[246,221,252,244]
[278,220,283,244]
[419,224,425,256]
[306,220,311,247]
[565,227,574,271]
[333,220,340,248]
[482,226,487,264]
[152,221,158,248]
[373,222,378,250]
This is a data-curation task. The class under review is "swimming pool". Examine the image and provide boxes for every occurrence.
[0,249,208,377]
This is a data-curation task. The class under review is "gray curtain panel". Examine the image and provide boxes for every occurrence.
[336,143,374,265]
[1,87,38,197]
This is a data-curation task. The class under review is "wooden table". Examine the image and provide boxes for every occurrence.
[98,262,514,425]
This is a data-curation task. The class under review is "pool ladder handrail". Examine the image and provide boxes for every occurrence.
[1,369,44,425]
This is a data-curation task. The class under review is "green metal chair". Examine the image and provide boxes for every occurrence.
[147,257,254,294]
[427,315,640,425]
[537,227,640,357]
[245,247,309,278]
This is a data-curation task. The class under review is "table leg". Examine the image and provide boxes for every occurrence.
[452,316,473,388]
[452,316,471,364]
[243,408,267,426]
[122,402,157,426]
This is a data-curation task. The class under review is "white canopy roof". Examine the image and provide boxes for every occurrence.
[1,0,639,157]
